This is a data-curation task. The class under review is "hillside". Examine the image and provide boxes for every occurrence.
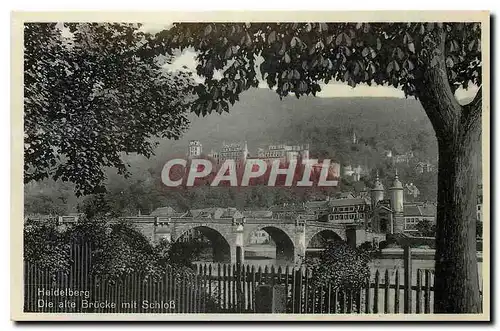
[26,88,442,215]
[142,88,437,170]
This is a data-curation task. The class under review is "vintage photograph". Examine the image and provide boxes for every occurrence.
[12,11,490,321]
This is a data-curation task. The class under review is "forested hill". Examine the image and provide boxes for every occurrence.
[147,87,438,169]
[25,88,441,216]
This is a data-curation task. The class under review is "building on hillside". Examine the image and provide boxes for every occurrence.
[384,150,393,158]
[242,210,273,219]
[336,192,356,199]
[415,161,435,174]
[256,143,310,163]
[404,183,420,200]
[402,203,437,233]
[305,199,331,217]
[188,140,203,158]
[325,197,371,226]
[269,203,309,219]
[393,151,414,164]
[342,165,364,181]
[208,142,249,167]
[343,165,354,177]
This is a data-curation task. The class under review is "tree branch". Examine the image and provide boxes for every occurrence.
[465,86,482,115]
[461,86,482,134]
[416,29,463,140]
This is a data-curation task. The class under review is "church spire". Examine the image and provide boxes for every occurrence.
[371,169,384,207]
[372,170,384,191]
[392,168,403,189]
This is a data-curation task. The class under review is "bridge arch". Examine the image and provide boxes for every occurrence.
[244,224,295,263]
[305,228,345,250]
[174,224,231,263]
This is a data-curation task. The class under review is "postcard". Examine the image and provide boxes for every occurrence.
[11,11,490,321]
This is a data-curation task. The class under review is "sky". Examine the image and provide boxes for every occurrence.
[165,47,479,101]
[65,22,478,101]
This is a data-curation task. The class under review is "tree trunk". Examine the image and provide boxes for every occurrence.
[433,112,482,313]
[416,29,483,312]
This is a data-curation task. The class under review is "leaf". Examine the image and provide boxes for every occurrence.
[245,33,252,47]
[327,59,333,70]
[408,42,415,54]
[376,38,382,51]
[203,24,213,36]
[403,32,413,44]
[468,39,475,51]
[278,41,286,56]
[445,56,454,68]
[335,34,343,46]
[393,60,400,72]
[216,102,223,114]
[344,33,352,46]
[267,30,276,45]
[224,47,232,59]
[282,82,290,93]
[405,59,415,71]
[386,61,394,74]
[284,53,291,64]
[206,100,213,112]
[396,47,404,60]
[343,71,349,82]
[362,47,369,58]
[420,24,425,35]
[293,69,300,80]
[353,62,360,76]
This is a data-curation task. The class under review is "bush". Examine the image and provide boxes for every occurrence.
[306,241,371,291]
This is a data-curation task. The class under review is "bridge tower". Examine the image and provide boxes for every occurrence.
[390,169,405,233]
[371,170,384,208]
[230,217,246,264]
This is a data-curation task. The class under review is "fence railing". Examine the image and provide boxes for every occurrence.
[24,261,438,314]
[25,244,483,314]
[193,263,437,313]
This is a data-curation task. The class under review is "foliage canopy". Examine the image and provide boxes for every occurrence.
[24,23,195,195]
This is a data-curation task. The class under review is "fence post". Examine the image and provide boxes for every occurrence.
[293,268,303,313]
[255,284,286,313]
[236,246,243,313]
[403,245,412,313]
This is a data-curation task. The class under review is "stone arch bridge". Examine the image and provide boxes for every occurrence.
[122,215,366,264]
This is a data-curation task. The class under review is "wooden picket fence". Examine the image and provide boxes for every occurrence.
[24,243,475,314]
[24,261,438,314]
[193,263,437,313]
